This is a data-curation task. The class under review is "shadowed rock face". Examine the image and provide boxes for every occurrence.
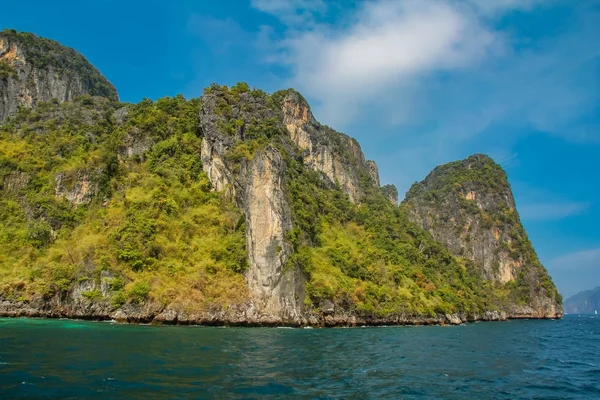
[0,30,117,122]
[402,154,562,318]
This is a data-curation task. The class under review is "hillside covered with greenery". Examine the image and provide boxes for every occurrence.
[0,84,541,321]
[0,29,118,101]
[403,154,561,309]
[0,95,248,313]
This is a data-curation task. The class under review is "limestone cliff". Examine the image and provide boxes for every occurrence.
[244,148,304,322]
[281,90,379,203]
[197,86,394,322]
[199,86,304,323]
[381,184,399,205]
[0,29,117,122]
[403,154,562,317]
[0,27,564,326]
[55,169,102,205]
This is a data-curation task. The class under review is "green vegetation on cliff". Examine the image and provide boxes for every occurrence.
[0,80,561,321]
[1,29,118,101]
[0,95,247,311]
[200,84,516,317]
[284,154,496,317]
[403,154,561,308]
[0,60,17,79]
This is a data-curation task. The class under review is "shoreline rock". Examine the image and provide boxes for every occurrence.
[0,299,562,328]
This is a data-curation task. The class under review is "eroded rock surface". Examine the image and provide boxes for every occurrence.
[281,91,378,203]
[245,148,304,321]
[0,30,117,122]
[403,154,562,317]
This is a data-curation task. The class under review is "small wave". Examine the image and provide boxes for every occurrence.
[586,368,600,375]
[558,359,597,367]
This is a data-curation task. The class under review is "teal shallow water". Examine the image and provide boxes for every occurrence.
[1,316,599,399]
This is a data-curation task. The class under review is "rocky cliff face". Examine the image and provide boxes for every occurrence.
[0,29,564,325]
[403,154,562,317]
[381,184,399,205]
[55,169,101,205]
[0,29,117,122]
[199,86,305,323]
[281,91,379,203]
[244,148,304,322]
[198,86,392,322]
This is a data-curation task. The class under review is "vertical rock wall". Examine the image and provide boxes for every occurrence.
[245,148,304,321]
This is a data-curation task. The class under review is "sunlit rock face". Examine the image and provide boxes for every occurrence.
[403,154,563,318]
[0,30,117,122]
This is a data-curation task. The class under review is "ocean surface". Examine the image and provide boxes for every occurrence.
[1,316,599,399]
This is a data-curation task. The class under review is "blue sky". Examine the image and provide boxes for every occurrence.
[2,0,599,298]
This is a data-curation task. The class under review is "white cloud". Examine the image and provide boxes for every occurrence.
[250,0,599,299]
[253,0,599,141]
[260,0,499,125]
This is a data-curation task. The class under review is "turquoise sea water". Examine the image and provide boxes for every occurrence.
[1,316,599,399]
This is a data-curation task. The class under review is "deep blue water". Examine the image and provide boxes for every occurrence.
[1,316,599,399]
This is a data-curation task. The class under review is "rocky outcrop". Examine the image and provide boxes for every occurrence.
[403,155,521,283]
[199,90,303,323]
[281,91,378,203]
[403,154,562,317]
[2,171,29,194]
[245,148,304,321]
[55,169,101,205]
[0,294,526,326]
[366,160,380,187]
[200,137,237,198]
[381,184,399,205]
[0,29,117,122]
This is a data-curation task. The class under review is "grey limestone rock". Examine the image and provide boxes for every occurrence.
[0,29,117,122]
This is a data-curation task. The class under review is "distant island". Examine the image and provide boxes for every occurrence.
[564,287,600,314]
[0,29,562,326]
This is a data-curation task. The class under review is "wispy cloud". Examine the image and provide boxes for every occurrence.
[547,248,600,298]
[253,0,600,144]
[467,0,552,15]
[552,248,600,270]
[250,0,600,202]
[495,152,520,168]
[518,201,591,221]
[251,0,326,25]
[256,0,500,126]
